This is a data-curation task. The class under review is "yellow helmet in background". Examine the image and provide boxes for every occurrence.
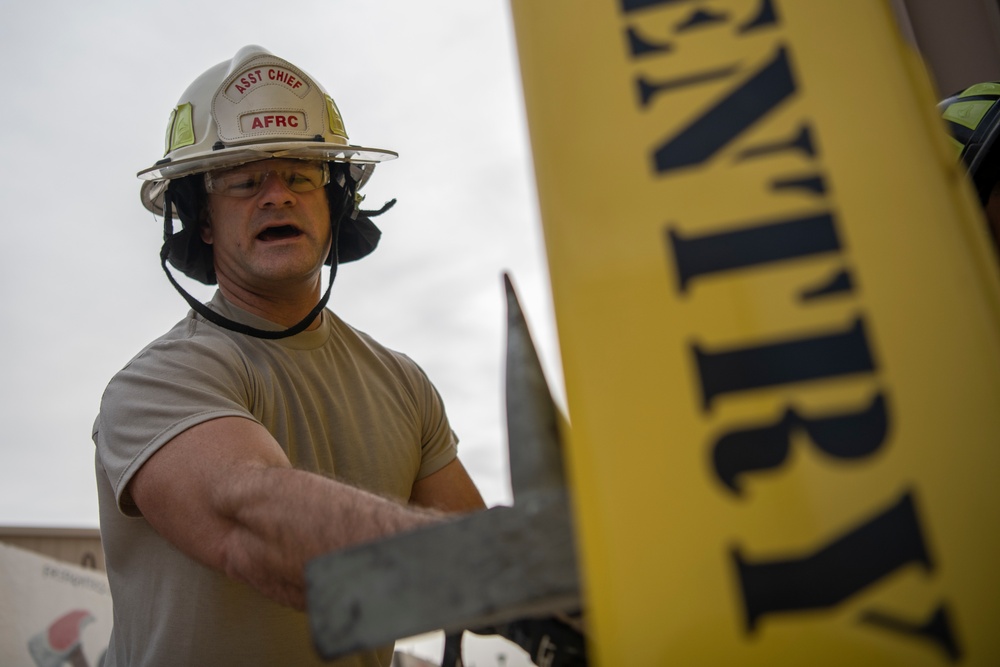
[939,82,1000,205]
[139,45,396,215]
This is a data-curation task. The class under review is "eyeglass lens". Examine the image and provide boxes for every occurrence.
[206,162,329,197]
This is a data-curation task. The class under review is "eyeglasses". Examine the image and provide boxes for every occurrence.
[204,162,330,198]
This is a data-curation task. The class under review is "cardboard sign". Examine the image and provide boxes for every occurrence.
[0,544,111,667]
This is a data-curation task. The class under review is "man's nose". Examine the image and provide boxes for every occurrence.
[257,171,297,206]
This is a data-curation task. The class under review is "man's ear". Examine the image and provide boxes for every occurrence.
[200,210,214,245]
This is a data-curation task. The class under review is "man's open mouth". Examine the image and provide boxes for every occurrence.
[257,225,302,242]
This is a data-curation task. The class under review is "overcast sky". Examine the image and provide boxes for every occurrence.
[0,0,563,529]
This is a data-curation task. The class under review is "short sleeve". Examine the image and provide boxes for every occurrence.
[94,334,257,515]
[400,356,459,480]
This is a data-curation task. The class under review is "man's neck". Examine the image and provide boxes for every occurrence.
[216,280,325,331]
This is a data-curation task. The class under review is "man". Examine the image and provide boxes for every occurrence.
[93,45,486,666]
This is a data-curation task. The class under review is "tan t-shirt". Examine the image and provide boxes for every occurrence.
[93,293,458,667]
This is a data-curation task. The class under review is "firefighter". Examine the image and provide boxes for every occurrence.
[93,45,485,667]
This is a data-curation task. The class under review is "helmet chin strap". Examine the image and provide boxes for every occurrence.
[159,181,351,340]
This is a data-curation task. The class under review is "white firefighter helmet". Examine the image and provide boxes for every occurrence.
[138,45,396,214]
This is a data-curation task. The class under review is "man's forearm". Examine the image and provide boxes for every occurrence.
[216,464,445,609]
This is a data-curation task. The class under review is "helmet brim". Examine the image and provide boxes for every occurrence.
[138,142,397,214]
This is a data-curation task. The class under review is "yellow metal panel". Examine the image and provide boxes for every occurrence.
[509,0,1000,663]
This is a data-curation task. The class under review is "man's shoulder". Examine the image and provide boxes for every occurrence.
[326,313,438,394]
[116,312,252,380]
[98,313,256,423]
[327,312,420,366]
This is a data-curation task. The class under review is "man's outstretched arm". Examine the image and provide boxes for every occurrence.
[128,415,460,610]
